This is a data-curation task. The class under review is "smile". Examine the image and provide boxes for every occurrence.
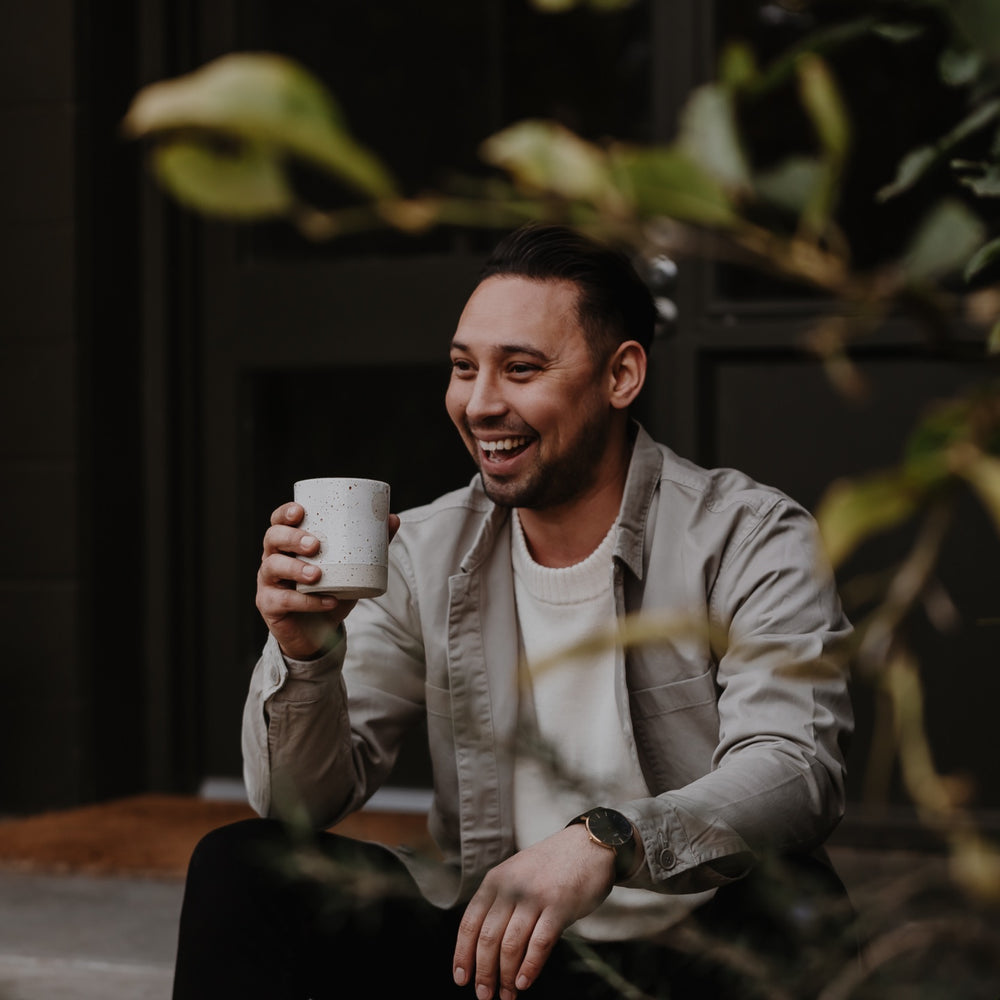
[478,436,530,454]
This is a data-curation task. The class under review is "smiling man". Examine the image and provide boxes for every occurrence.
[172,224,856,1000]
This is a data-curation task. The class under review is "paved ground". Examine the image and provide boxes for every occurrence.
[0,870,181,1000]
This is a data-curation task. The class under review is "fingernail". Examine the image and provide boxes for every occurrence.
[303,564,320,580]
[477,986,491,1000]
[301,535,316,551]
[516,976,529,991]
[453,968,466,986]
[320,597,336,609]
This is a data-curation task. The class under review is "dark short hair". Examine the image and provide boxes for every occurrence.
[478,223,656,358]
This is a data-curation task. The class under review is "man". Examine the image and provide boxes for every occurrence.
[173,223,855,999]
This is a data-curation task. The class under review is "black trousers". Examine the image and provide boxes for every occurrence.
[172,818,857,1000]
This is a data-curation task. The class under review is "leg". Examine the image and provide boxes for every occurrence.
[545,853,858,1000]
[172,817,464,1000]
[668,852,860,998]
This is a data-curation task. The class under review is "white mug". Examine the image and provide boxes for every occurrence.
[293,477,390,599]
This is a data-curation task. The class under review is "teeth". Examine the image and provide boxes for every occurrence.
[480,436,528,453]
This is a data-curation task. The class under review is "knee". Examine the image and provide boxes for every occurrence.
[185,817,289,888]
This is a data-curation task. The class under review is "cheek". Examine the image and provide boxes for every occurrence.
[445,383,467,430]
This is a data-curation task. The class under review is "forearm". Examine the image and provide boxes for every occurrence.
[619,739,845,894]
[242,631,360,827]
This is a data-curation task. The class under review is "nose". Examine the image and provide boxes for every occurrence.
[463,369,507,424]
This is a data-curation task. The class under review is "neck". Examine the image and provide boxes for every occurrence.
[516,436,631,569]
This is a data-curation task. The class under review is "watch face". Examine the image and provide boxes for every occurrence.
[586,807,633,848]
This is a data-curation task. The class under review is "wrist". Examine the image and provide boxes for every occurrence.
[277,622,343,662]
[567,807,641,883]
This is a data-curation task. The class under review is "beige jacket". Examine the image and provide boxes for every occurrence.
[243,425,853,908]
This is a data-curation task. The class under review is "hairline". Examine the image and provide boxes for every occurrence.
[473,273,620,365]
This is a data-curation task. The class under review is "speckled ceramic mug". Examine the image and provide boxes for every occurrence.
[293,477,390,599]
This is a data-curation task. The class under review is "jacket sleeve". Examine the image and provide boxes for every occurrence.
[620,498,854,894]
[242,543,427,829]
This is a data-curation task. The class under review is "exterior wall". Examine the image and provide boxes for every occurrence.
[0,0,88,811]
[0,0,145,813]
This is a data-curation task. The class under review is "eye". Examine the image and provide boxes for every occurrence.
[508,362,538,377]
[450,358,475,377]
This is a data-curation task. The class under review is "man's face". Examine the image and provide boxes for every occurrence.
[445,276,617,511]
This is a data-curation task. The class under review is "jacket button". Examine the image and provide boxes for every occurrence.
[658,848,676,869]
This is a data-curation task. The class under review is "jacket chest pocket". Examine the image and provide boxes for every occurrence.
[628,668,720,792]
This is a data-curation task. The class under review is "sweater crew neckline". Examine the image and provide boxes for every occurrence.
[511,511,615,605]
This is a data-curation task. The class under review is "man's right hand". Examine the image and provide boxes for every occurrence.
[256,501,398,660]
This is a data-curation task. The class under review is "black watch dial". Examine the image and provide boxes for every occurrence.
[584,807,633,849]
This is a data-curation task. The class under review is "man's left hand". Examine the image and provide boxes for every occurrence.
[452,824,616,1000]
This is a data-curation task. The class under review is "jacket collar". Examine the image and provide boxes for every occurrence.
[459,480,511,575]
[613,422,663,582]
[457,419,663,579]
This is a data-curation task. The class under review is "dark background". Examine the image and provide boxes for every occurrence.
[2,0,997,840]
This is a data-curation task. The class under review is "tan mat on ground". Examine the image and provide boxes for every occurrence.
[0,794,432,879]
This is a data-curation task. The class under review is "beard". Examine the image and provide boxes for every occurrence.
[472,402,614,511]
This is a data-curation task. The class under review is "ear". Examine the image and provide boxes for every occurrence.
[607,341,647,410]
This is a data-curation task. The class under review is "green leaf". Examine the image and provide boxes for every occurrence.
[718,41,759,91]
[939,45,984,87]
[901,199,986,283]
[152,140,293,218]
[123,52,396,200]
[676,84,752,195]
[479,120,618,205]
[956,162,1000,197]
[797,54,850,163]
[815,472,920,566]
[871,22,926,44]
[754,157,824,214]
[955,450,1000,534]
[878,98,1000,201]
[964,235,1000,282]
[611,146,740,228]
[905,397,971,462]
[795,54,850,236]
[877,145,938,202]
[989,319,1000,354]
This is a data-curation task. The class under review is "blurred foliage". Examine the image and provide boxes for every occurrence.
[124,0,1000,990]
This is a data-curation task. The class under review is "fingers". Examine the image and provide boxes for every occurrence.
[453,891,490,991]
[454,893,556,1000]
[255,553,344,629]
[509,915,560,996]
[263,506,317,563]
[266,504,400,556]
[475,899,519,999]
[270,501,304,527]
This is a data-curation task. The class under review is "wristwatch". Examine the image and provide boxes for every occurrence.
[567,807,639,882]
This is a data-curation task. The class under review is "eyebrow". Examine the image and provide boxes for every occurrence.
[450,340,551,362]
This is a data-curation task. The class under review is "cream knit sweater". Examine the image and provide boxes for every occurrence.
[510,512,710,941]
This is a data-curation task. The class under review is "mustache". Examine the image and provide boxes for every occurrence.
[465,419,536,437]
